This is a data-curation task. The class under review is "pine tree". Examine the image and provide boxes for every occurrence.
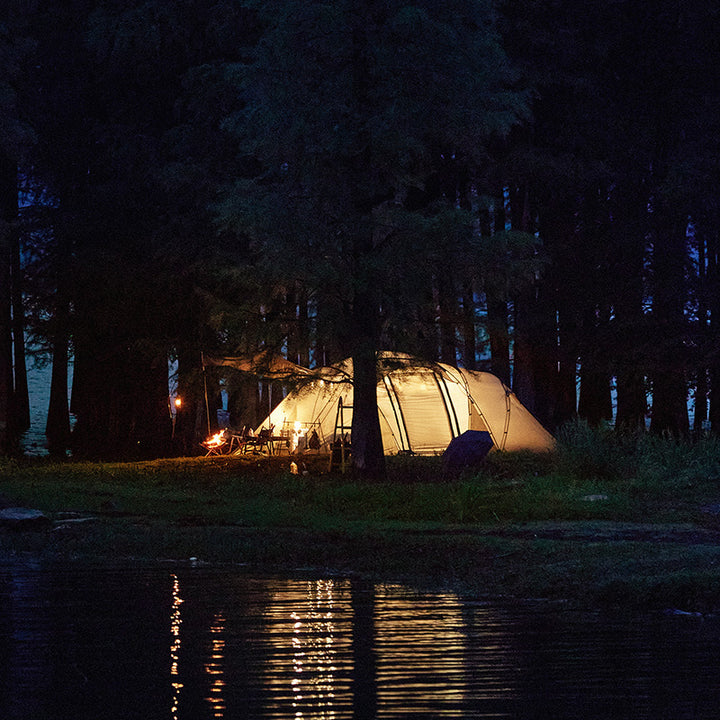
[216,0,528,478]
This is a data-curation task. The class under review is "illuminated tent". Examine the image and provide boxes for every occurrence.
[257,352,554,455]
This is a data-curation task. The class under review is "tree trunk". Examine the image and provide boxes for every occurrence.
[708,225,720,433]
[510,219,547,418]
[11,225,29,432]
[693,226,710,433]
[694,368,708,434]
[297,291,310,368]
[346,5,386,481]
[0,155,17,455]
[73,343,173,460]
[286,286,311,368]
[531,282,563,430]
[649,216,689,436]
[613,291,647,428]
[0,221,13,455]
[578,366,613,425]
[174,348,204,454]
[460,285,477,370]
[650,366,689,436]
[555,305,578,425]
[607,183,648,430]
[72,294,173,459]
[436,272,457,364]
[484,186,510,383]
[350,232,386,481]
[351,341,385,481]
[541,205,581,428]
[46,320,71,456]
[511,292,536,411]
[578,306,613,426]
[45,225,74,456]
[486,294,510,385]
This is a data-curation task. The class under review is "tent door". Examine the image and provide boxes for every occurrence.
[469,398,501,449]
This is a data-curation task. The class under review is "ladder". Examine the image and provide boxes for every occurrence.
[330,397,352,472]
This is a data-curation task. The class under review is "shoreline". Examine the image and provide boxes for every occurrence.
[2,448,720,614]
[3,512,720,615]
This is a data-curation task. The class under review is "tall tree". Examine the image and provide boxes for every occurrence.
[0,6,34,454]
[22,0,258,457]
[217,0,527,478]
[0,155,14,454]
[495,0,720,435]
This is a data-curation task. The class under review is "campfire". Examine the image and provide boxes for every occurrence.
[206,430,226,447]
[202,429,228,455]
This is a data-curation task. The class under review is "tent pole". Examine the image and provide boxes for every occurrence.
[384,375,410,452]
[434,372,460,438]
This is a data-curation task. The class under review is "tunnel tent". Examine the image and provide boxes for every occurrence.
[255,352,554,455]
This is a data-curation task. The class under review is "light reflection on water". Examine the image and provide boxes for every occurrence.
[205,611,226,718]
[262,578,350,718]
[170,573,184,719]
[2,564,720,719]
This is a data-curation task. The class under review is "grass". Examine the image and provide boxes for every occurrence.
[3,421,720,612]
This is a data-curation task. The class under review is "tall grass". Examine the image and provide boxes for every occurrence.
[551,419,720,485]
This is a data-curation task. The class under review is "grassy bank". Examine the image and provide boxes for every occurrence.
[2,422,720,612]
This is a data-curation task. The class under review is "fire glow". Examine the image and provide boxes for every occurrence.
[205,430,227,448]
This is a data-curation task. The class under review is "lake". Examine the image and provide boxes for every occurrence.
[1,564,718,719]
[22,356,55,456]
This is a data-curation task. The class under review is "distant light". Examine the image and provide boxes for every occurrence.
[174,397,182,408]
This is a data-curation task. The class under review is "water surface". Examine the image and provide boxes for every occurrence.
[1,564,718,719]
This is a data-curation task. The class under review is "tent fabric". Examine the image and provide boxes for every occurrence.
[256,352,554,455]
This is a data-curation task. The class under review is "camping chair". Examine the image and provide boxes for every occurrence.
[241,427,274,455]
[227,426,249,454]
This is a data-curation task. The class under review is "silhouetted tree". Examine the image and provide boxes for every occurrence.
[216,0,528,478]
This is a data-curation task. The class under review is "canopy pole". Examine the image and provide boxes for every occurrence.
[201,351,211,435]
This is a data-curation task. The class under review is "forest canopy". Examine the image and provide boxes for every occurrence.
[0,0,718,472]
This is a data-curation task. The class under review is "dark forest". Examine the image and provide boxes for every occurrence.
[0,1,718,476]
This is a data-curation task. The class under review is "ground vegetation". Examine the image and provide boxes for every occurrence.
[3,425,720,612]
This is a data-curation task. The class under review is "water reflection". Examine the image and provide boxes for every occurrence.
[375,587,473,714]
[262,578,354,718]
[205,612,226,718]
[170,573,183,719]
[2,564,720,719]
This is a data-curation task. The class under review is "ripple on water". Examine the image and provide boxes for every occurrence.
[1,565,719,719]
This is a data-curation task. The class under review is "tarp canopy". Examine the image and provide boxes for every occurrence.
[254,352,554,455]
[203,351,312,380]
